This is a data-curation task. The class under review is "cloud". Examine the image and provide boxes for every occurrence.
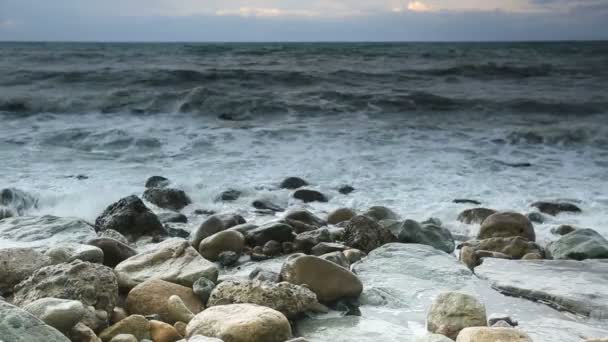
[407,1,432,12]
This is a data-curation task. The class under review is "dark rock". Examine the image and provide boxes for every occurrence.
[397,220,455,253]
[453,199,482,205]
[293,189,328,203]
[531,201,582,216]
[547,229,608,260]
[164,225,190,238]
[244,222,294,247]
[216,189,241,202]
[497,161,532,168]
[263,240,282,256]
[363,206,399,221]
[551,225,576,236]
[344,215,396,253]
[284,219,317,234]
[249,267,281,283]
[488,314,518,327]
[217,251,239,267]
[158,212,188,224]
[144,176,170,189]
[87,237,137,268]
[331,298,361,316]
[191,213,246,249]
[282,242,295,254]
[527,212,545,224]
[457,208,497,224]
[294,228,332,253]
[280,177,308,189]
[94,195,165,239]
[192,277,216,305]
[284,209,325,228]
[338,185,355,195]
[311,242,348,256]
[194,209,216,216]
[143,188,191,211]
[250,252,271,261]
[252,199,284,212]
[98,229,129,244]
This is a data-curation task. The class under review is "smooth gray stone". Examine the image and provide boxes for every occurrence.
[0,215,97,249]
[548,229,608,260]
[476,258,608,318]
[0,300,70,342]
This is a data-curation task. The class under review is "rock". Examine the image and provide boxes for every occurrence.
[0,300,70,342]
[453,199,481,205]
[143,187,192,211]
[168,295,195,323]
[80,305,110,333]
[23,298,85,333]
[338,185,355,195]
[249,268,281,283]
[150,320,182,342]
[280,254,363,303]
[491,320,512,328]
[457,208,497,224]
[294,228,332,253]
[207,279,322,318]
[126,279,204,324]
[398,220,455,253]
[458,236,543,269]
[94,195,165,239]
[285,209,326,227]
[311,242,347,256]
[159,212,188,224]
[531,201,582,216]
[252,199,284,212]
[343,215,396,253]
[0,188,38,214]
[263,240,282,256]
[198,230,245,261]
[522,252,542,260]
[99,229,130,244]
[363,206,399,221]
[476,258,608,318]
[244,222,294,247]
[109,334,137,342]
[99,315,151,342]
[416,334,455,342]
[551,225,576,236]
[455,327,533,341]
[192,277,215,305]
[218,251,239,267]
[174,321,187,336]
[145,176,170,188]
[185,303,292,342]
[87,237,137,267]
[115,238,218,289]
[527,212,545,224]
[282,241,295,254]
[478,212,535,241]
[488,313,518,327]
[320,251,350,268]
[187,336,224,342]
[280,177,308,189]
[45,243,104,264]
[426,291,487,340]
[0,206,15,219]
[327,208,356,225]
[70,322,102,342]
[191,213,246,250]
[216,189,241,202]
[293,189,328,203]
[0,247,51,295]
[13,260,118,312]
[111,308,128,324]
[547,229,608,260]
[0,215,97,249]
[343,249,366,263]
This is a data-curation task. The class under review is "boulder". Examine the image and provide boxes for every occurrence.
[338,185,355,195]
[244,222,294,247]
[294,228,332,253]
[457,208,497,224]
[198,230,245,261]
[150,320,182,342]
[126,279,204,324]
[207,279,322,318]
[252,199,284,212]
[114,238,218,289]
[398,220,455,253]
[191,213,246,250]
[458,236,543,269]
[320,251,350,268]
[547,229,608,260]
[327,208,356,225]
[145,176,170,188]
[167,295,195,323]
[12,260,118,313]
[249,268,281,283]
[363,206,399,221]
[99,315,150,342]
[0,215,97,249]
[426,291,487,340]
[311,242,348,256]
[99,229,130,244]
[23,297,85,333]
[45,243,104,264]
[343,215,396,253]
[94,195,165,239]
[143,188,192,211]
[293,189,328,203]
[69,322,102,342]
[285,209,326,228]
[280,254,363,303]
[527,212,545,224]
[0,247,51,295]
[0,300,70,342]
[0,188,38,214]
[551,225,576,236]
[280,177,308,189]
[192,277,216,305]
[158,212,188,224]
[478,212,535,241]
[263,240,282,256]
[531,201,581,216]
[455,327,533,341]
[185,303,292,342]
[87,238,137,267]
[216,189,241,202]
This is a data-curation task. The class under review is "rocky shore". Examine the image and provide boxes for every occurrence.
[1,178,607,342]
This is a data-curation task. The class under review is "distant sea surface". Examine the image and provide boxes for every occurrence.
[1,42,607,244]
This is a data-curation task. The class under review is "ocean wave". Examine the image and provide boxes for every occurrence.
[419,63,554,79]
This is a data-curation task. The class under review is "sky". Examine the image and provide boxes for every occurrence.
[1,0,607,41]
